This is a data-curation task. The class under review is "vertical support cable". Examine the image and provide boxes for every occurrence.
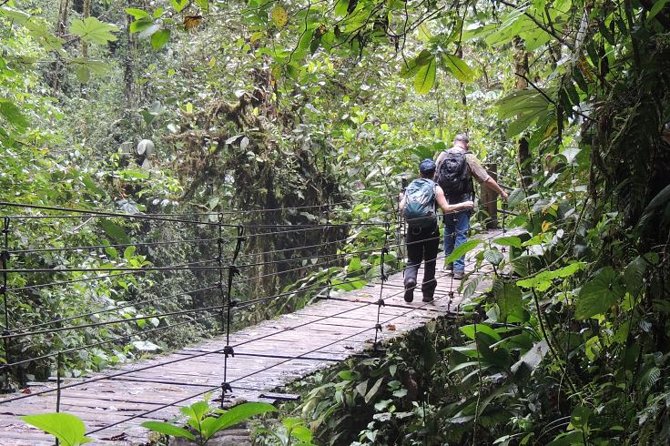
[220,224,244,407]
[217,214,225,331]
[373,222,390,351]
[397,179,407,269]
[320,206,332,301]
[56,352,62,413]
[1,217,11,392]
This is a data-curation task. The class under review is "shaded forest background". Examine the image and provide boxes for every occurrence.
[1,0,670,444]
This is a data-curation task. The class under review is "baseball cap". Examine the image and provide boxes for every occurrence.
[419,159,436,174]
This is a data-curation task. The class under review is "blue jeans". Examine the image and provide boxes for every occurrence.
[443,210,470,273]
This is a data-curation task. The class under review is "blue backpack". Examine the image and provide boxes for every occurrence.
[403,178,437,228]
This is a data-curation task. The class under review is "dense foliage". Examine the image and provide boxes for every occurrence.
[1,0,669,444]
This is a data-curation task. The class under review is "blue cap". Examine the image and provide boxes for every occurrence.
[419,159,436,174]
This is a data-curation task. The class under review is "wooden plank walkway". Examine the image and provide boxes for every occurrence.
[0,229,507,445]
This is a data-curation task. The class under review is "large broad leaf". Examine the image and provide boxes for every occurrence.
[460,323,501,341]
[151,29,171,49]
[171,0,189,12]
[516,262,585,292]
[445,239,483,264]
[494,281,524,322]
[69,17,118,45]
[492,235,523,249]
[413,55,436,94]
[497,89,553,137]
[364,377,384,403]
[483,248,504,266]
[575,267,625,319]
[442,54,476,83]
[205,402,276,435]
[0,99,29,130]
[334,0,349,17]
[510,339,549,377]
[99,219,131,245]
[21,413,92,446]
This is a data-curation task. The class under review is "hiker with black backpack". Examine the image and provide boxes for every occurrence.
[400,159,474,303]
[434,134,508,279]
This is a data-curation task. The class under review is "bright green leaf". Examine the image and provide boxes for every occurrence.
[414,56,436,94]
[271,5,288,27]
[21,413,92,446]
[151,29,170,49]
[171,0,189,13]
[0,99,29,130]
[445,239,483,264]
[442,54,476,83]
[575,266,625,319]
[69,17,118,45]
[141,421,196,440]
[125,8,149,19]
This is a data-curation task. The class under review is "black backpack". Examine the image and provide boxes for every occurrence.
[403,178,437,228]
[436,149,473,203]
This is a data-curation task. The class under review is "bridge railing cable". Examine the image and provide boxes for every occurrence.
[0,200,395,407]
[0,198,518,441]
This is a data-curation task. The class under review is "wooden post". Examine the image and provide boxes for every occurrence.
[480,163,499,229]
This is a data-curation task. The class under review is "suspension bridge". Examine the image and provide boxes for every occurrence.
[0,202,512,445]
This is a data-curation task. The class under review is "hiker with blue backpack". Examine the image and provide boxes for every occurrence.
[400,159,474,303]
[434,134,508,279]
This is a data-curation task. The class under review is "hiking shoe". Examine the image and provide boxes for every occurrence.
[422,295,434,303]
[442,262,453,273]
[453,271,464,280]
[404,279,416,302]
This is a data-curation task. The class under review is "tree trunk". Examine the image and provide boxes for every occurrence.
[49,0,71,93]
[124,0,135,109]
[514,37,532,188]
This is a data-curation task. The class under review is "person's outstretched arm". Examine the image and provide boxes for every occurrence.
[483,177,509,200]
[435,186,473,213]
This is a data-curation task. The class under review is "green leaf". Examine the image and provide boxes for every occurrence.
[355,379,368,397]
[460,324,501,341]
[364,377,384,403]
[194,0,209,12]
[270,5,288,27]
[171,0,189,13]
[495,281,523,322]
[0,6,31,24]
[69,17,118,45]
[445,239,483,264]
[141,421,196,440]
[442,54,476,83]
[21,413,92,446]
[0,99,29,130]
[206,402,276,435]
[129,17,154,33]
[575,267,625,319]
[483,248,504,266]
[414,56,436,94]
[334,0,349,17]
[647,0,670,22]
[100,219,131,245]
[624,255,647,295]
[125,8,149,19]
[492,236,522,249]
[517,262,585,292]
[151,29,171,49]
[73,61,91,82]
[511,340,549,376]
[290,425,313,442]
